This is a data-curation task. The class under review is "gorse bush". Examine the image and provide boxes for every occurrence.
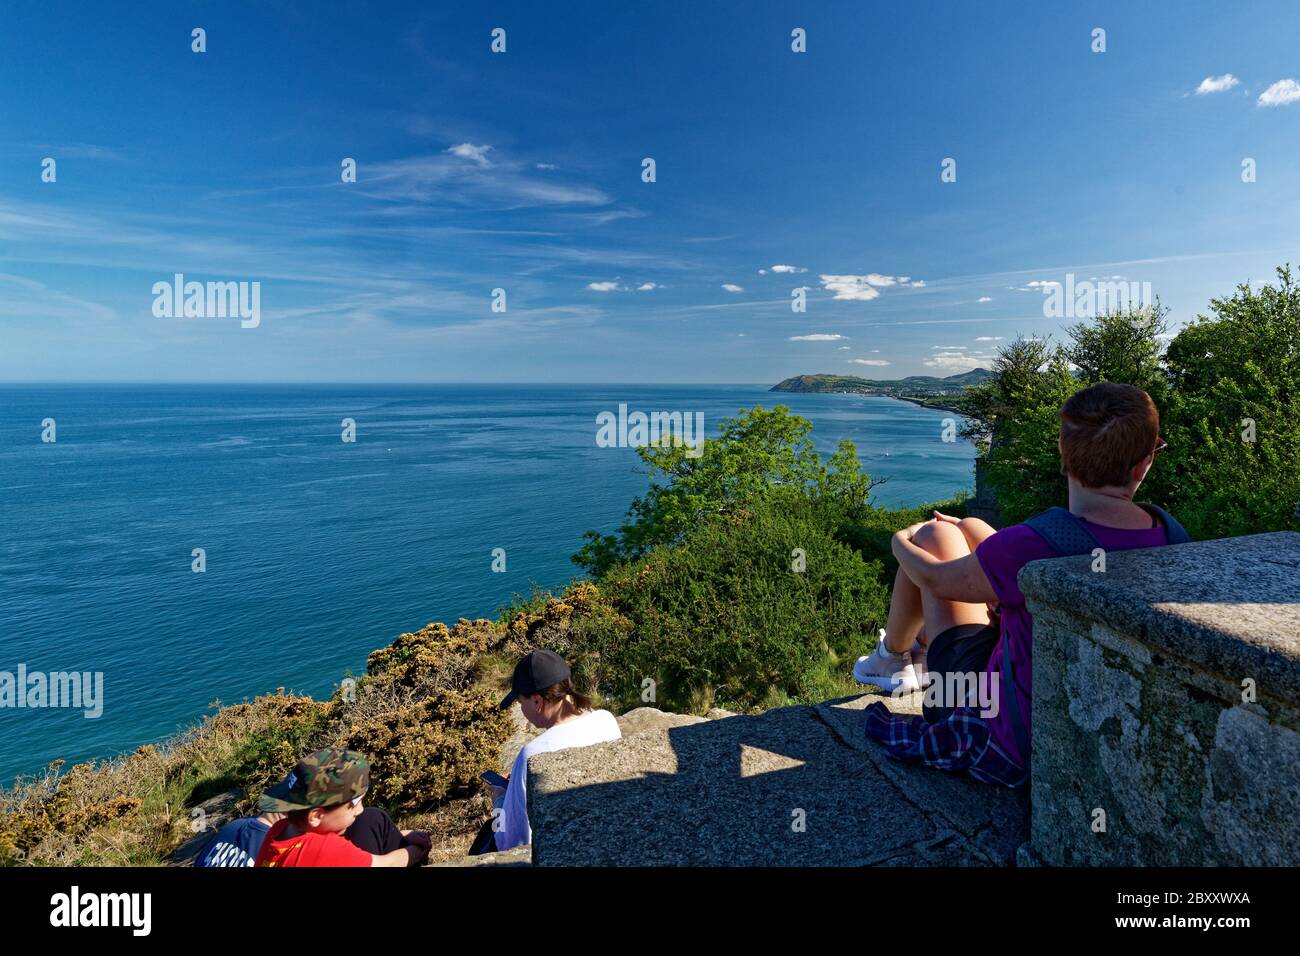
[337,619,515,812]
[0,690,331,866]
[339,689,509,811]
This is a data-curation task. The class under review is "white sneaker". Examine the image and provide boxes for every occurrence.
[853,641,919,693]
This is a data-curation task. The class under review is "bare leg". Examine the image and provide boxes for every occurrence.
[910,521,992,642]
[882,565,926,654]
[876,517,997,656]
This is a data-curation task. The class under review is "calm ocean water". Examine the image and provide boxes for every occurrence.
[0,384,975,784]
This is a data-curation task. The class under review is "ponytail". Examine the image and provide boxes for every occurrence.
[540,677,592,712]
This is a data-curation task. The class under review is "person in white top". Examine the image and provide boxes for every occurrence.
[482,649,621,853]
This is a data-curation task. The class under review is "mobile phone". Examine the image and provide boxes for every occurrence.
[481,770,509,789]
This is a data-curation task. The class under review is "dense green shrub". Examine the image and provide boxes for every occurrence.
[1153,267,1300,539]
[559,403,895,710]
[588,494,889,712]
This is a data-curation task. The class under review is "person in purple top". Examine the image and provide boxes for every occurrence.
[855,381,1185,786]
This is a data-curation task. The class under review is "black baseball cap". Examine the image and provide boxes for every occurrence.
[499,649,571,709]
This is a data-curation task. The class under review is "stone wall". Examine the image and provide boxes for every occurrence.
[1019,531,1300,866]
[966,456,1003,527]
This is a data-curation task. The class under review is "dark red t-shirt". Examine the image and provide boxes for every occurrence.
[253,819,372,867]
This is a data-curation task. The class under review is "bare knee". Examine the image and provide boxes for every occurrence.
[912,519,970,559]
[958,516,997,546]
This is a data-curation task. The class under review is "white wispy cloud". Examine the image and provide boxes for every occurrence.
[586,280,622,292]
[977,296,992,303]
[636,282,658,291]
[770,264,806,274]
[837,345,851,350]
[535,162,557,170]
[1195,73,1240,95]
[818,273,925,299]
[365,150,611,208]
[933,344,967,350]
[27,142,128,161]
[849,358,890,366]
[446,142,493,166]
[975,336,1003,341]
[819,275,880,301]
[722,283,744,293]
[790,333,845,341]
[1258,79,1300,107]
[925,351,981,372]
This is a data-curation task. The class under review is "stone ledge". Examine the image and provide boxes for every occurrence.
[1021,531,1300,866]
[527,698,1027,866]
[1018,532,1300,704]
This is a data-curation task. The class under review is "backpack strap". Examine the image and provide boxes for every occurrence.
[1136,502,1191,545]
[1022,506,1103,556]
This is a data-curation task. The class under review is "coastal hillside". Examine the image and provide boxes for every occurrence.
[770,368,991,396]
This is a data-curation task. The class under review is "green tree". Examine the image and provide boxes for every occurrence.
[573,404,875,576]
[960,336,1077,523]
[1153,266,1300,538]
[1064,302,1171,404]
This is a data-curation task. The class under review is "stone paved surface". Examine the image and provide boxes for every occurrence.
[527,695,1029,866]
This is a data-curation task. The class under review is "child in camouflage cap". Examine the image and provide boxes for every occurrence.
[253,748,431,867]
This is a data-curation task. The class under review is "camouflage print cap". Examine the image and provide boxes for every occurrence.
[258,748,370,812]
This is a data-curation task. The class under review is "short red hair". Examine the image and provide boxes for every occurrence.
[1058,382,1160,488]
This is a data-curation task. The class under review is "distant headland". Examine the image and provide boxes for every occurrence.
[769,368,991,414]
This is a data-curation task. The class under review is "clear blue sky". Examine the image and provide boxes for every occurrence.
[2,0,1298,383]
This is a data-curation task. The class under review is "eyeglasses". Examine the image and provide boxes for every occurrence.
[1152,438,1168,458]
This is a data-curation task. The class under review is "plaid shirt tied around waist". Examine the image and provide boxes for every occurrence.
[862,700,1027,788]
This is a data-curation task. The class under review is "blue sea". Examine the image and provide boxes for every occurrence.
[0,384,975,784]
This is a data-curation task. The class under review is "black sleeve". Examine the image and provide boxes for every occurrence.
[343,807,404,856]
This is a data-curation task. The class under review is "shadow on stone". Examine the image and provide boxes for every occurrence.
[528,698,1028,866]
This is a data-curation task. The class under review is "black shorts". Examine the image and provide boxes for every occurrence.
[922,621,999,725]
